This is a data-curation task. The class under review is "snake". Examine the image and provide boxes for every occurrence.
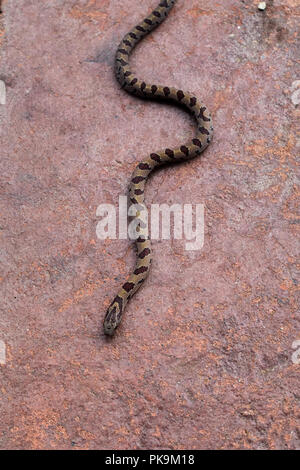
[103,0,213,335]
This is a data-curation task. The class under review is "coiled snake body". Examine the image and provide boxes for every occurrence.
[103,0,213,335]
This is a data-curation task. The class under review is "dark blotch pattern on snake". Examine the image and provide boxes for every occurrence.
[103,0,213,336]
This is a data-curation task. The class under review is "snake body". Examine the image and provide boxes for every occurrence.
[103,0,213,335]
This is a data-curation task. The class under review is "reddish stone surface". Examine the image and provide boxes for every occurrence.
[0,0,299,450]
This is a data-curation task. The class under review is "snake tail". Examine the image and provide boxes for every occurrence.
[103,0,213,335]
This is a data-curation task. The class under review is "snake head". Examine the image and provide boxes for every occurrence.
[103,307,118,335]
[103,297,123,336]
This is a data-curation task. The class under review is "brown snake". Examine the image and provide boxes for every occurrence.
[103,0,213,335]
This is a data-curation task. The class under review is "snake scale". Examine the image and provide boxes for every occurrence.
[103,0,213,335]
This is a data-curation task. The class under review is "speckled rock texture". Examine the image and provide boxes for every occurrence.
[0,0,299,450]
